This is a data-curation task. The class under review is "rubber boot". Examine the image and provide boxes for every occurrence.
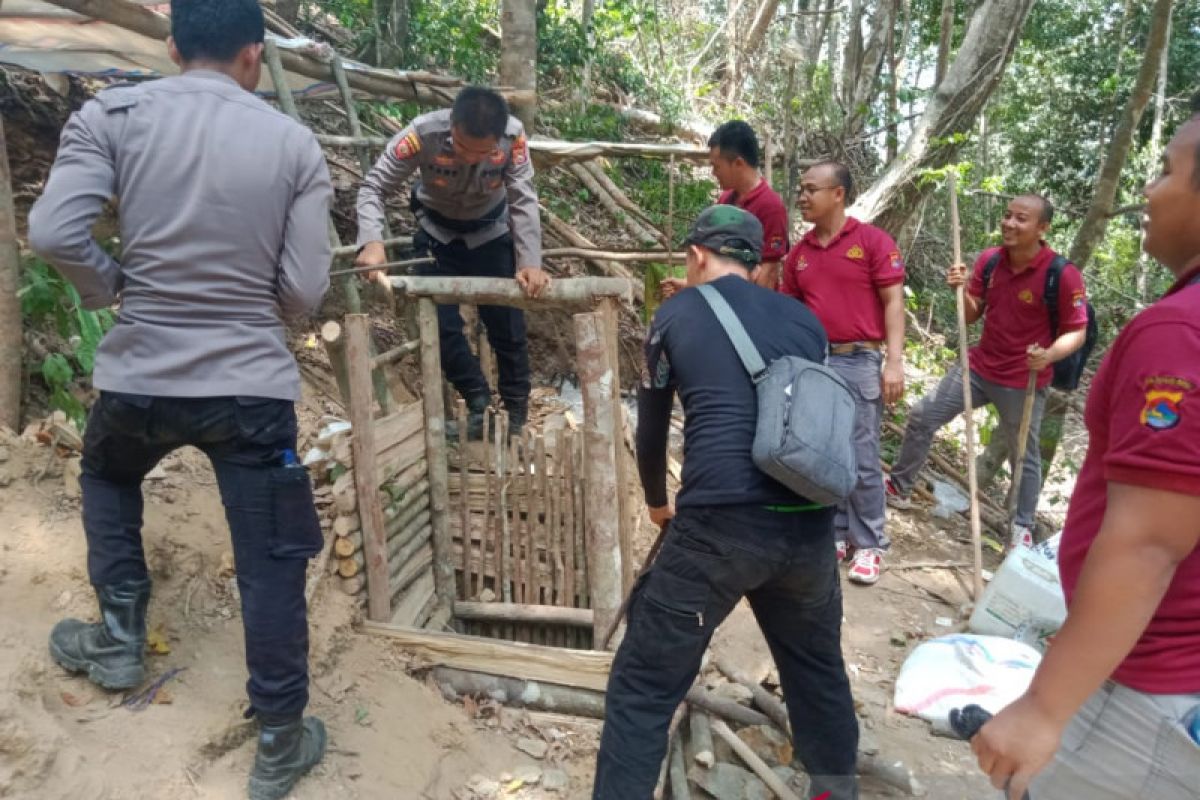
[465,392,490,441]
[506,403,529,440]
[248,716,327,800]
[49,577,151,690]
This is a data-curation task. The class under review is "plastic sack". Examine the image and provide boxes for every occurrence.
[931,479,970,519]
[969,536,1067,652]
[894,634,1041,725]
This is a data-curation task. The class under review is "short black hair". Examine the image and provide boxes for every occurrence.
[708,121,760,168]
[811,160,854,203]
[170,0,264,63]
[1016,193,1055,224]
[451,87,510,140]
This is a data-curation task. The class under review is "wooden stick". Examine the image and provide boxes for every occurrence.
[520,429,536,606]
[263,38,300,120]
[319,321,352,407]
[601,521,668,650]
[332,236,413,259]
[1007,369,1038,519]
[457,400,472,599]
[654,705,687,800]
[710,719,803,800]
[535,433,550,606]
[688,710,715,768]
[713,656,790,735]
[600,298,632,595]
[418,298,456,615]
[496,412,513,604]
[363,622,613,691]
[552,431,568,607]
[483,409,496,593]
[429,667,605,718]
[316,133,709,161]
[452,602,593,627]
[949,173,985,601]
[562,428,577,611]
[510,428,526,607]
[345,314,391,620]
[370,340,420,369]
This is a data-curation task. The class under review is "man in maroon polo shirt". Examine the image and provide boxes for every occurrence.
[781,161,906,585]
[663,120,788,295]
[888,194,1089,550]
[970,102,1200,800]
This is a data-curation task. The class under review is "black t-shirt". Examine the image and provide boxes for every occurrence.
[637,274,829,509]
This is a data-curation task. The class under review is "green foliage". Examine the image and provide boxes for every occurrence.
[619,160,715,230]
[18,257,114,426]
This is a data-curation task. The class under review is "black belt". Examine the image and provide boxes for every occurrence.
[829,341,883,356]
[411,188,506,234]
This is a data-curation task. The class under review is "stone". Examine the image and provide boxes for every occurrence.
[736,724,792,767]
[542,768,569,793]
[513,764,541,785]
[688,763,770,800]
[478,588,497,603]
[465,775,500,797]
[515,736,548,759]
[712,681,754,706]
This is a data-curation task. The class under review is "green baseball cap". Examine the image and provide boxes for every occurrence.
[682,205,763,266]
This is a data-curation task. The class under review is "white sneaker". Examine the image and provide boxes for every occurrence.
[848,548,883,585]
[1009,524,1035,552]
[885,478,913,510]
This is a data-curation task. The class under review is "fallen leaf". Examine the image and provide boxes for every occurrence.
[355,706,370,725]
[146,630,171,655]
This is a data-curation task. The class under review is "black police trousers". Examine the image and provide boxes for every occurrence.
[593,504,860,800]
[80,392,322,721]
[417,230,531,412]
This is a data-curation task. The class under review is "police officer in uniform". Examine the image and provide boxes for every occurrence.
[356,87,548,438]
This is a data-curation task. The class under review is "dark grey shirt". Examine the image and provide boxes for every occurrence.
[29,70,332,401]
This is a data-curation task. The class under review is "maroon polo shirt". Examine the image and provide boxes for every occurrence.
[718,180,789,262]
[780,217,905,343]
[1058,263,1200,693]
[967,245,1089,389]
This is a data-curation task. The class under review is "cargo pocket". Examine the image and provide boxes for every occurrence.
[630,569,711,665]
[267,466,324,559]
[234,397,296,446]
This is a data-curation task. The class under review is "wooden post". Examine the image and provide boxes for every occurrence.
[345,314,391,621]
[575,311,623,643]
[320,321,352,406]
[0,116,22,432]
[419,298,457,618]
[599,298,633,593]
[263,38,300,119]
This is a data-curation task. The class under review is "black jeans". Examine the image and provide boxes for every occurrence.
[593,504,859,800]
[417,230,531,411]
[80,392,323,720]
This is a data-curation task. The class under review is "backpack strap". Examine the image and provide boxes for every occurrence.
[981,251,1002,308]
[696,283,768,382]
[1043,254,1070,339]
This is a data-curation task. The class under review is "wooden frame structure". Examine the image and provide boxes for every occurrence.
[340,276,636,648]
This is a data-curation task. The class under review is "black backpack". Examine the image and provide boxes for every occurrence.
[981,252,1098,391]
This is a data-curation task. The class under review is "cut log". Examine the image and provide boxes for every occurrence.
[333,514,360,538]
[320,321,352,406]
[453,602,593,627]
[362,622,613,692]
[390,276,632,310]
[684,687,771,729]
[581,161,664,238]
[858,752,924,797]
[714,656,790,735]
[340,574,366,596]
[430,667,606,718]
[567,163,662,246]
[688,709,716,768]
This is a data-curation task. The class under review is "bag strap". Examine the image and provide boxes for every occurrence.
[981,251,1002,308]
[696,283,768,381]
[1043,254,1070,340]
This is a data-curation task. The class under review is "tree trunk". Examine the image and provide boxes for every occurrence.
[275,0,301,24]
[500,0,538,130]
[743,0,782,61]
[1136,7,1172,301]
[1068,0,1172,271]
[580,0,595,99]
[841,0,864,109]
[0,117,21,433]
[885,1,901,161]
[846,0,895,137]
[934,0,954,86]
[850,0,1036,233]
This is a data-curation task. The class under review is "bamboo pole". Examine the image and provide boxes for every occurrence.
[949,173,985,600]
[370,339,420,369]
[389,276,632,308]
[345,314,392,620]
[575,311,624,644]
[418,298,456,616]
[315,133,708,161]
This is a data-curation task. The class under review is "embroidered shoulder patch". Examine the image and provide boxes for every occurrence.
[768,235,785,252]
[1140,376,1194,431]
[845,244,865,260]
[889,250,903,270]
[511,134,529,166]
[394,132,421,160]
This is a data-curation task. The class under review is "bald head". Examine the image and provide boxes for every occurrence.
[1014,193,1054,225]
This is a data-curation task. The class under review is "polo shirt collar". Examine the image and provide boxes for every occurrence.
[182,69,241,89]
[1002,241,1051,273]
[801,216,860,248]
[1166,259,1200,296]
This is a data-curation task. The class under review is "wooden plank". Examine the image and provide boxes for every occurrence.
[345,314,391,621]
[575,312,623,642]
[453,602,594,627]
[418,298,456,616]
[373,402,424,454]
[363,622,614,692]
[392,572,436,627]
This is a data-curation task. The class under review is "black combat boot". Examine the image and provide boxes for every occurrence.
[248,716,327,800]
[506,403,529,440]
[465,392,491,441]
[49,577,151,690]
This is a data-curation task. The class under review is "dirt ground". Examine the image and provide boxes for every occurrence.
[0,375,1025,800]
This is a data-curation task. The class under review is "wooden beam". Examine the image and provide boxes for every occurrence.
[418,299,456,617]
[453,602,594,627]
[371,339,420,369]
[390,276,632,309]
[575,312,623,644]
[345,314,391,621]
[316,133,709,162]
[363,622,613,692]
